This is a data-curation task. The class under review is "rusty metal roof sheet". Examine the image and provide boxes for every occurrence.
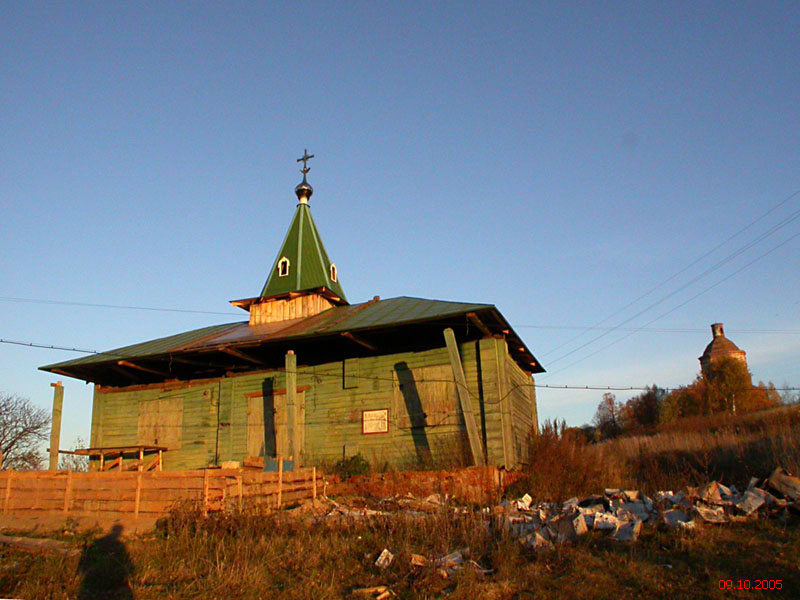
[41,296,543,382]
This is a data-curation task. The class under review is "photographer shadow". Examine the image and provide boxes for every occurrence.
[77,523,134,600]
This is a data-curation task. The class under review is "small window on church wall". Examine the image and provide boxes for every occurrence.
[278,257,290,277]
[330,263,337,282]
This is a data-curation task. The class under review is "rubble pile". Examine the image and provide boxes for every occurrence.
[332,468,799,595]
[499,467,799,551]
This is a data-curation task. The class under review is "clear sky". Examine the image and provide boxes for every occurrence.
[2,2,799,451]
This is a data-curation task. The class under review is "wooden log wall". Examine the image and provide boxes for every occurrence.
[0,467,322,523]
[90,337,532,470]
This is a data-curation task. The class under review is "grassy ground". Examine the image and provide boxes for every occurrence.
[3,406,800,599]
[2,504,799,599]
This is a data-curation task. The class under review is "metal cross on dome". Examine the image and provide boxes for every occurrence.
[297,149,314,176]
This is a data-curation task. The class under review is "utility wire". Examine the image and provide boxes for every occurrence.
[3,339,798,403]
[0,296,240,316]
[539,187,800,359]
[542,196,800,369]
[545,228,800,377]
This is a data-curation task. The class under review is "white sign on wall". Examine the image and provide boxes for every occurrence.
[362,409,389,434]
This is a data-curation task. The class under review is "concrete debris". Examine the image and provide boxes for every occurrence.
[516,493,533,510]
[307,467,798,557]
[663,508,690,528]
[768,468,800,503]
[694,504,728,524]
[592,512,619,531]
[374,548,394,569]
[496,471,797,548]
[735,490,765,515]
[612,519,643,542]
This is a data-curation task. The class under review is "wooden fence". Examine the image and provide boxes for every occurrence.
[0,465,322,526]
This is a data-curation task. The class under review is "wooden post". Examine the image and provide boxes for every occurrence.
[134,473,142,519]
[312,467,317,500]
[3,473,13,514]
[157,449,163,471]
[99,452,105,471]
[443,328,485,466]
[63,470,73,514]
[285,350,297,464]
[237,476,243,511]
[277,457,283,509]
[202,470,209,517]
[492,337,517,468]
[49,382,64,471]
[137,447,144,471]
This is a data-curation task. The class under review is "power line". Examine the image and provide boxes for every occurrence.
[538,187,800,359]
[542,191,800,369]
[3,338,798,398]
[0,296,240,316]
[544,227,800,377]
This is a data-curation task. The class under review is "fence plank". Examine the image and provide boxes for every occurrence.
[63,470,72,513]
[0,467,322,525]
[4,473,13,514]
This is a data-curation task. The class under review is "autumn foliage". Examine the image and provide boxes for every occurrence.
[592,358,781,440]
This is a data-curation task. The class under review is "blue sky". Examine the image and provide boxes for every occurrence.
[2,2,799,450]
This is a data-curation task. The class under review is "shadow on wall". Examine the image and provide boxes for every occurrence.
[395,361,432,465]
[77,524,134,600]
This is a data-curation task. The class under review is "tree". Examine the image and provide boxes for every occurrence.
[703,357,752,413]
[0,392,50,470]
[624,385,665,429]
[660,358,781,423]
[59,436,89,472]
[593,392,625,439]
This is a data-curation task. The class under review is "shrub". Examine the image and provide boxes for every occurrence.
[332,453,370,480]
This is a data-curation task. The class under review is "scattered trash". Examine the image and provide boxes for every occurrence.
[374,548,394,569]
[352,585,393,599]
[410,553,427,567]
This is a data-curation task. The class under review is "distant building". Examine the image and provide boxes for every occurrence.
[699,323,747,375]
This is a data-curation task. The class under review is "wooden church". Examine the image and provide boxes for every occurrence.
[42,154,544,471]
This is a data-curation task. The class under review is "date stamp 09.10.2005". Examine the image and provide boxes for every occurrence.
[718,580,782,590]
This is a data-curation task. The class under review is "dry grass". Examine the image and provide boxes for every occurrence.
[514,405,800,500]
[2,506,799,599]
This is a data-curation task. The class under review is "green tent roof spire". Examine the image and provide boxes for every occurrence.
[259,154,348,303]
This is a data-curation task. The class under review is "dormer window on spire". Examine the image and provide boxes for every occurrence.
[330,264,337,282]
[278,257,290,277]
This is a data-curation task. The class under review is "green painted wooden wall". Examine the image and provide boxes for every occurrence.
[90,336,539,470]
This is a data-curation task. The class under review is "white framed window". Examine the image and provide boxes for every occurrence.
[330,263,337,282]
[278,257,290,277]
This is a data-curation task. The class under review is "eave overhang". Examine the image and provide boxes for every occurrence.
[41,297,545,387]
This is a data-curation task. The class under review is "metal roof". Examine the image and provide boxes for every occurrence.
[259,203,347,303]
[41,296,544,385]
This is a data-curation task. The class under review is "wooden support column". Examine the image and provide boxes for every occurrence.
[277,457,284,508]
[493,337,517,468]
[443,328,485,466]
[49,382,64,471]
[285,350,297,464]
